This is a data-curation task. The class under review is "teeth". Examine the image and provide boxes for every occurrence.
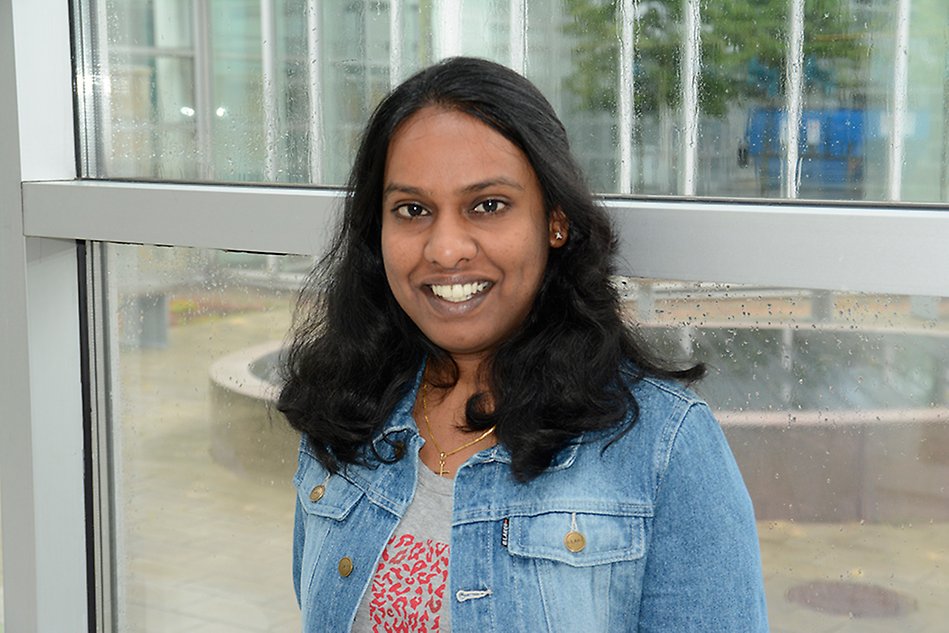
[430,282,489,303]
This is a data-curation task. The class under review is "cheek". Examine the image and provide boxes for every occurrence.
[517,228,551,278]
[380,236,412,292]
[498,243,548,298]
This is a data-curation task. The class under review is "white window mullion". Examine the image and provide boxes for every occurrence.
[888,0,912,201]
[192,0,214,180]
[618,0,636,194]
[784,0,805,199]
[260,0,279,182]
[680,0,700,195]
[306,0,324,183]
[389,0,404,87]
[434,0,462,59]
[509,0,527,74]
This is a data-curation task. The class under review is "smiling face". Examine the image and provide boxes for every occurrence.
[381,106,566,366]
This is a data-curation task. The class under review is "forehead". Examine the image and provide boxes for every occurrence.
[391,105,505,143]
[384,106,536,185]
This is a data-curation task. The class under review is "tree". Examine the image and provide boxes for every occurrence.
[563,0,867,117]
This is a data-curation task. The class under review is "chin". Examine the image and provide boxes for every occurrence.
[427,336,494,359]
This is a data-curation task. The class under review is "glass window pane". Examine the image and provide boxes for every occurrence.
[0,476,4,632]
[102,245,949,631]
[104,244,305,631]
[76,0,949,203]
[623,278,949,630]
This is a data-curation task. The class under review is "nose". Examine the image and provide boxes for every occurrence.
[423,212,478,269]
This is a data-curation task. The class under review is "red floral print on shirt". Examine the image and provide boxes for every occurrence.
[369,533,450,632]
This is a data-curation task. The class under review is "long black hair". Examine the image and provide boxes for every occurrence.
[278,57,702,481]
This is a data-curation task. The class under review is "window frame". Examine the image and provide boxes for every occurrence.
[1,2,87,632]
[1,1,948,631]
[20,179,949,297]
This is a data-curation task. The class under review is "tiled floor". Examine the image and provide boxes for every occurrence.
[760,521,948,632]
[2,293,946,631]
[113,296,299,632]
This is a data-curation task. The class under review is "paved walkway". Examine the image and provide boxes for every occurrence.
[760,521,947,632]
[112,292,299,633]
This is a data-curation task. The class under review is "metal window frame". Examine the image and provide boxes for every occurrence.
[2,1,949,632]
[18,179,949,298]
[1,2,87,632]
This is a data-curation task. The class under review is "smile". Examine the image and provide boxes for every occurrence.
[429,281,491,303]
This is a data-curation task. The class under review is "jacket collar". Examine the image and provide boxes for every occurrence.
[465,436,581,472]
[370,363,425,458]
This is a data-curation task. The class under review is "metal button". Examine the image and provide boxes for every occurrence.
[309,484,325,502]
[564,530,586,553]
[338,556,354,577]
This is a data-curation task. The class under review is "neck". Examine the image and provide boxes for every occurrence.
[451,355,484,392]
[425,352,488,395]
[417,358,497,478]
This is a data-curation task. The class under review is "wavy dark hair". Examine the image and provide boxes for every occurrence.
[278,56,702,481]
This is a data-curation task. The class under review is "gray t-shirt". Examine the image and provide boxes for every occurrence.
[352,463,454,632]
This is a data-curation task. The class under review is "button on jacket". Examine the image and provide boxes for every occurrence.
[292,370,769,632]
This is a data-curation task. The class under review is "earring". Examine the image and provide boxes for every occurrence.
[554,231,564,241]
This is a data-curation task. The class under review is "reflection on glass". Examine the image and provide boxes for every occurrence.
[105,244,948,631]
[622,279,948,630]
[78,0,949,202]
[106,244,307,631]
[698,1,870,199]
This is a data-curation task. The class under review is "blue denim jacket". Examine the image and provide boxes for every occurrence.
[292,371,769,632]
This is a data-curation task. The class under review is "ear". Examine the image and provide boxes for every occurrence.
[548,208,569,248]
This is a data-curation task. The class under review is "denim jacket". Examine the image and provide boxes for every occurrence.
[292,371,769,632]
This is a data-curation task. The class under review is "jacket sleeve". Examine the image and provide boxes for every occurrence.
[292,496,305,608]
[637,403,769,632]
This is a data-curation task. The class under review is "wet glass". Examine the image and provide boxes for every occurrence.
[621,278,949,631]
[103,244,308,631]
[76,0,949,203]
[103,244,948,631]
[692,1,871,199]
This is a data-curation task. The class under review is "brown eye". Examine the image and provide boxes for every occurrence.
[472,199,507,214]
[393,203,429,219]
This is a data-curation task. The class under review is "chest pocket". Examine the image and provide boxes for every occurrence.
[293,450,364,521]
[506,510,647,567]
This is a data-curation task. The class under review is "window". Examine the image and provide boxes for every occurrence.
[82,0,949,203]
[103,244,304,630]
[2,1,947,631]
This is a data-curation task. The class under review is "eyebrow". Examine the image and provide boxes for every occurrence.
[383,177,525,198]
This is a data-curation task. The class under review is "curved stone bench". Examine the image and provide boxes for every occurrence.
[209,325,948,522]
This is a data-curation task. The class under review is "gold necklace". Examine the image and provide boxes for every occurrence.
[420,383,496,477]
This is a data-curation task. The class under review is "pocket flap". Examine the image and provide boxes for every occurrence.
[507,511,645,567]
[293,450,363,521]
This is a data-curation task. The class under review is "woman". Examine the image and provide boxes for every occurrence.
[279,57,768,632]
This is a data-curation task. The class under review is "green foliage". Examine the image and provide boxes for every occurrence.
[564,0,867,116]
[564,0,622,111]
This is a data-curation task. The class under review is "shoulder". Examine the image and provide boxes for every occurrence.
[620,366,714,451]
[567,369,723,495]
[623,366,705,413]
